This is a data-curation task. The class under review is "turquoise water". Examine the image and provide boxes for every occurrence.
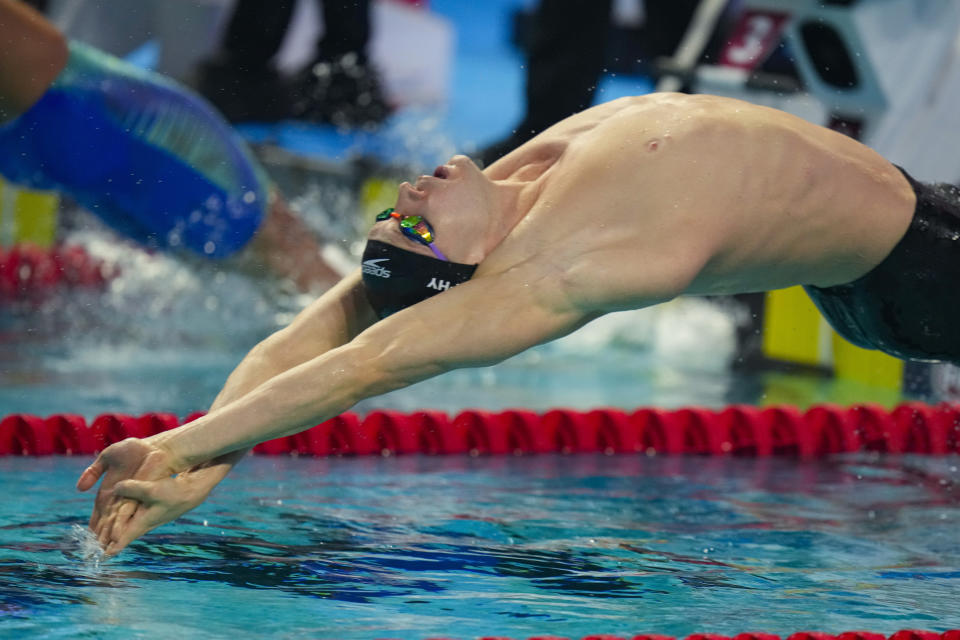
[1,454,958,638]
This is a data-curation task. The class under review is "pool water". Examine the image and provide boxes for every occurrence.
[2,454,958,639]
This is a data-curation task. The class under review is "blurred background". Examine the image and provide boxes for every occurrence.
[3,0,960,419]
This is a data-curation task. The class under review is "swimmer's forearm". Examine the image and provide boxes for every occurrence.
[211,269,374,410]
[153,271,375,473]
[161,270,589,467]
[161,340,387,467]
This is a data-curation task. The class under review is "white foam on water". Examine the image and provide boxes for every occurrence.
[52,225,289,348]
[652,297,740,373]
[547,297,740,374]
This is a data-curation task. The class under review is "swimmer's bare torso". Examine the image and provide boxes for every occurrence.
[482,93,915,312]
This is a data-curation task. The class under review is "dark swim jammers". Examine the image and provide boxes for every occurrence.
[804,167,960,364]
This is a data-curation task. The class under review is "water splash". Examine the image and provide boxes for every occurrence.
[70,524,105,572]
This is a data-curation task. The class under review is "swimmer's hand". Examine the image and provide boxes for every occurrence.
[77,438,243,557]
[77,437,182,556]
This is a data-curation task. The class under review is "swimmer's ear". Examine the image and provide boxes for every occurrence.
[76,458,105,491]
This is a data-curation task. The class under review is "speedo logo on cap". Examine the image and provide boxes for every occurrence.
[362,258,391,278]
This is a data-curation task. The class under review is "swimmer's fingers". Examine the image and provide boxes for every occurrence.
[104,509,154,558]
[112,479,157,504]
[93,478,131,544]
[82,439,145,531]
[104,476,208,557]
[108,498,140,548]
[76,457,106,492]
[82,438,179,538]
[89,471,117,533]
[98,483,151,544]
[104,482,169,557]
[95,500,122,547]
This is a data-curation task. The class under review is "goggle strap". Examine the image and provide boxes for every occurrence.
[376,207,446,260]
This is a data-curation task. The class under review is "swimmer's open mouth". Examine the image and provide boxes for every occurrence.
[433,166,449,179]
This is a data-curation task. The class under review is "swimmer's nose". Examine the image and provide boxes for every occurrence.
[450,154,472,167]
[395,183,427,215]
[398,182,425,198]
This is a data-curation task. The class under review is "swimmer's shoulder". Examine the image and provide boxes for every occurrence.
[602,93,794,130]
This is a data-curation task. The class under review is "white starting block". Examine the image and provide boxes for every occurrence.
[692,0,960,183]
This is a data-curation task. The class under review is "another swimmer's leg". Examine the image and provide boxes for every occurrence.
[242,191,343,293]
[0,0,68,121]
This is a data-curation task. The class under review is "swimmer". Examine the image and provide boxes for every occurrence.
[80,91,958,555]
[0,0,340,292]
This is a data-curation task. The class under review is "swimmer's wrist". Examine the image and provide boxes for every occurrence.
[141,433,189,474]
[151,438,189,475]
[158,414,241,470]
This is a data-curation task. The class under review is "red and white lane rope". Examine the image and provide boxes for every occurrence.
[2,403,958,457]
[0,244,110,299]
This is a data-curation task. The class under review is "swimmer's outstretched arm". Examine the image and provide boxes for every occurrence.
[80,265,598,554]
[160,268,375,462]
[208,269,377,411]
[79,270,377,551]
[164,267,594,466]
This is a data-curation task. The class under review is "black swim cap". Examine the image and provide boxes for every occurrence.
[361,239,478,319]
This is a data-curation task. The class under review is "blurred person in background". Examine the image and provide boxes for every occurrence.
[0,0,342,292]
[195,0,390,127]
[479,0,702,166]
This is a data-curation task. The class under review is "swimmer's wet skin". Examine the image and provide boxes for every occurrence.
[78,93,960,555]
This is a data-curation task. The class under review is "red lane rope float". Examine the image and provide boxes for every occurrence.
[373,630,959,640]
[1,404,959,457]
[0,244,111,300]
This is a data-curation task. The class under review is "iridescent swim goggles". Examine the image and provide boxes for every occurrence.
[362,208,478,319]
[376,208,448,261]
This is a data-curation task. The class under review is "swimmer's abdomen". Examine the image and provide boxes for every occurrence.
[0,42,268,258]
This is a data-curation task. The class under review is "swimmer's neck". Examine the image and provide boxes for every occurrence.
[485,138,566,183]
[484,139,566,235]
[486,165,550,244]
